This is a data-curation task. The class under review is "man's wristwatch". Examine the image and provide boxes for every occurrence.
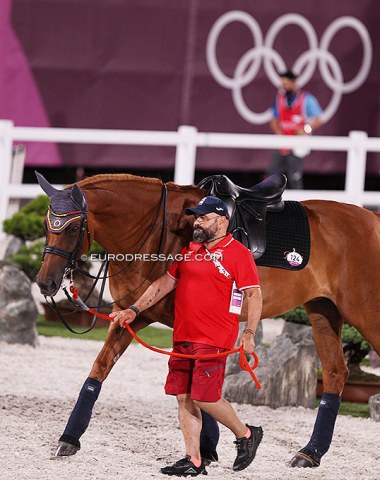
[127,305,140,316]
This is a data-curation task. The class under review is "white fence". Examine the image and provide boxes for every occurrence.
[1,119,380,235]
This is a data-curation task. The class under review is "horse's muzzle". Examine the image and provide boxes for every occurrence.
[36,276,59,297]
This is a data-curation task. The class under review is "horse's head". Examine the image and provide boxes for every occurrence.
[35,172,90,296]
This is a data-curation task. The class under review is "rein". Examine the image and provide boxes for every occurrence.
[67,285,262,389]
[45,260,110,335]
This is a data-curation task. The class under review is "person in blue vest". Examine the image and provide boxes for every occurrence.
[267,69,323,189]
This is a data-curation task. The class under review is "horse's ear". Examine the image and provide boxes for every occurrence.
[35,171,60,198]
[71,184,86,209]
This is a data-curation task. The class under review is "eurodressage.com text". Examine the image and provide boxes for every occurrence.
[81,253,224,263]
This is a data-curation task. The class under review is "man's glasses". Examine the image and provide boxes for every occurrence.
[194,214,220,224]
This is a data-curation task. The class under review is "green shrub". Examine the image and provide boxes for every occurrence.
[88,241,106,256]
[282,306,311,325]
[3,195,49,240]
[341,324,370,352]
[11,240,45,280]
[341,324,372,377]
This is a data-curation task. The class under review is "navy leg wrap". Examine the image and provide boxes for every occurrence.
[200,410,219,451]
[305,392,341,458]
[60,377,102,446]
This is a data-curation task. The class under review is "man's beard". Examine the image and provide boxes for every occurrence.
[193,226,213,243]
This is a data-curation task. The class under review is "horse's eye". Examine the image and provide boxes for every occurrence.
[70,224,80,234]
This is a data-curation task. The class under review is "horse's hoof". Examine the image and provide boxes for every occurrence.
[289,447,320,468]
[52,441,80,458]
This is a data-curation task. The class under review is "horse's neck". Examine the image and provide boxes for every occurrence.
[83,178,201,256]
[84,182,159,253]
[81,176,202,316]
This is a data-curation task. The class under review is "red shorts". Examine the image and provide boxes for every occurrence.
[164,342,227,402]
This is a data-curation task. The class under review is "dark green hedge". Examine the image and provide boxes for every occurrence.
[3,195,49,240]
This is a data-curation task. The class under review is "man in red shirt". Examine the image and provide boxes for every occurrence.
[111,196,263,476]
[268,69,323,188]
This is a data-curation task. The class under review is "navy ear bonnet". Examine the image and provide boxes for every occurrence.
[35,171,86,233]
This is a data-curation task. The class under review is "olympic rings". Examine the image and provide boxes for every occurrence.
[206,11,373,124]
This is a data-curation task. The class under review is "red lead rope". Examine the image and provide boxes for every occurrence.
[69,285,261,389]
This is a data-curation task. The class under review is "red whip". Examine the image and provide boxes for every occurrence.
[69,285,261,389]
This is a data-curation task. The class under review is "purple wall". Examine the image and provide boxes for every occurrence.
[2,0,379,174]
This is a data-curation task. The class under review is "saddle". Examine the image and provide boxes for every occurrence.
[198,173,287,259]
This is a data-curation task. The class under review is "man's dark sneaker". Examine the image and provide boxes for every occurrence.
[200,448,218,466]
[161,455,207,476]
[233,424,263,471]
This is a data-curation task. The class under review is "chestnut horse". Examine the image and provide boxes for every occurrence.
[36,173,380,468]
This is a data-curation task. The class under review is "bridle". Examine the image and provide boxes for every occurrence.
[42,198,96,334]
[43,202,90,273]
[42,182,168,334]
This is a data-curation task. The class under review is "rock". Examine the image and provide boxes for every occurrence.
[223,330,318,408]
[3,236,23,259]
[282,321,313,343]
[369,394,380,422]
[0,261,39,346]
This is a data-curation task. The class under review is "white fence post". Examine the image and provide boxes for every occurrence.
[8,144,26,217]
[0,120,14,232]
[345,130,368,206]
[174,125,198,185]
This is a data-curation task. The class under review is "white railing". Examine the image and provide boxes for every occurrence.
[1,119,380,236]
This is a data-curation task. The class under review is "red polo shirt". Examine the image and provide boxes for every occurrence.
[167,233,260,349]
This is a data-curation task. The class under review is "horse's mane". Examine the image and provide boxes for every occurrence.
[76,173,200,193]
